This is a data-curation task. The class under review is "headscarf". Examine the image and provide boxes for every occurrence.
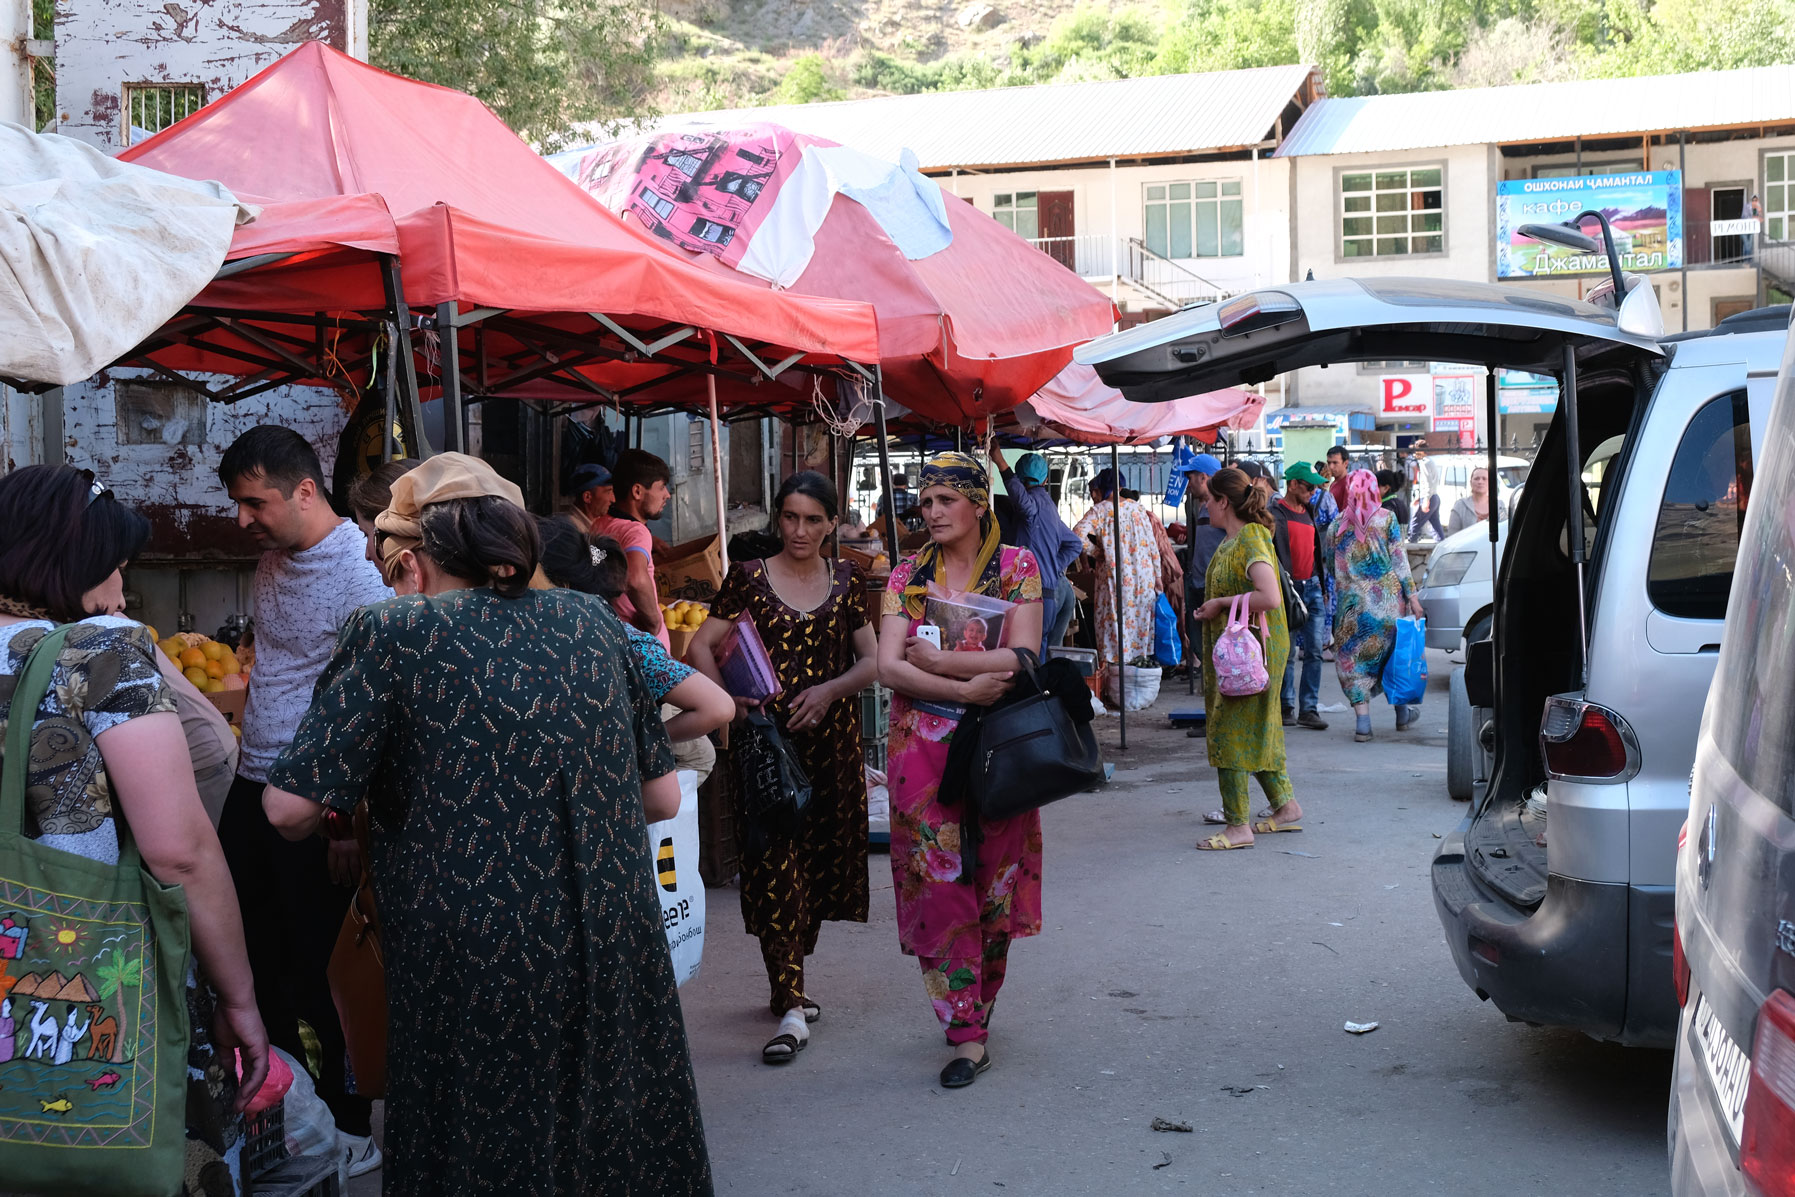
[374,452,526,585]
[1339,468,1383,534]
[901,451,1002,617]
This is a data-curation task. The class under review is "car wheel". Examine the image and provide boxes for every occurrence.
[1447,667,1474,801]
[1463,609,1493,651]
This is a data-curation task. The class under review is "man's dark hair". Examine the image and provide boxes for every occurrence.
[0,466,151,622]
[611,449,670,499]
[219,426,327,496]
[1325,444,1349,462]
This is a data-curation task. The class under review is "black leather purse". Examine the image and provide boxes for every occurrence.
[972,650,1106,821]
[731,710,811,836]
[1279,565,1310,627]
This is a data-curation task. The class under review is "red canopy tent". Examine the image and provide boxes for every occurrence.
[114,43,882,452]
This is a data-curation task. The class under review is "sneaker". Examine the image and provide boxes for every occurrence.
[341,1132,383,1178]
[1281,706,1296,726]
[1297,710,1329,731]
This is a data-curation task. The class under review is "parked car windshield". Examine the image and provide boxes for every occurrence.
[1711,377,1795,813]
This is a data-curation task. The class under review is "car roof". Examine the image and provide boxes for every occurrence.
[1663,325,1789,373]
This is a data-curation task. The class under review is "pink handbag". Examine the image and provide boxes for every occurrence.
[1213,593,1270,697]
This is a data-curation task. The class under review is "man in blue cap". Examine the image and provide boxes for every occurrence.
[567,461,614,532]
[995,446,1084,653]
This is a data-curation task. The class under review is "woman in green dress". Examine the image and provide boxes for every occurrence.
[261,455,712,1197]
[1193,467,1307,850]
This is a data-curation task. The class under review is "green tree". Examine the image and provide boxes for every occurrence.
[1582,0,1795,76]
[1157,0,1300,76]
[370,0,662,151]
[769,53,845,104]
[94,951,141,1064]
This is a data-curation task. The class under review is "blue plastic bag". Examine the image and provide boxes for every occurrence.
[1382,616,1428,705]
[1153,593,1183,667]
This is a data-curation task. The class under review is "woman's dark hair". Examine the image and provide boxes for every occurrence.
[0,466,150,621]
[1208,467,1273,530]
[417,496,539,599]
[536,515,627,601]
[773,470,839,521]
[346,458,421,524]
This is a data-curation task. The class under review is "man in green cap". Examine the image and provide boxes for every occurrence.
[994,447,1084,653]
[1273,462,1330,730]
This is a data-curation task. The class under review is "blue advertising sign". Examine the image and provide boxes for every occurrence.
[1496,171,1683,278]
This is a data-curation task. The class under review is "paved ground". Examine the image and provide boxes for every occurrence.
[349,649,1673,1196]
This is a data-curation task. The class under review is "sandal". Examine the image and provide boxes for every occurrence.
[1203,810,1228,825]
[801,998,821,1024]
[762,1033,807,1064]
[1252,818,1303,834]
[1197,833,1253,850]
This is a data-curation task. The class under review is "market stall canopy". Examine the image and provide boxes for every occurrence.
[1018,363,1263,446]
[0,122,253,386]
[114,43,880,422]
[555,122,1117,427]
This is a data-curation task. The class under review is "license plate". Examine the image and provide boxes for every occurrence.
[1693,994,1752,1145]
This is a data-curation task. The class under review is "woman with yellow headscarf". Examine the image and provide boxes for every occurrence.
[877,451,1045,1090]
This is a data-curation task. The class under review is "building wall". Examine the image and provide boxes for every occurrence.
[52,0,366,149]
[940,154,1293,310]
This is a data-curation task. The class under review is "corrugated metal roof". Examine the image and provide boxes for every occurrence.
[636,63,1317,170]
[1277,63,1795,158]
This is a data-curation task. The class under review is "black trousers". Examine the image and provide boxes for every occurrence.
[218,775,372,1137]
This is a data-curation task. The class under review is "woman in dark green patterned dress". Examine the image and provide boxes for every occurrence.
[261,455,712,1196]
[689,471,878,1065]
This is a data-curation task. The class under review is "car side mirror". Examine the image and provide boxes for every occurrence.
[1465,639,1495,708]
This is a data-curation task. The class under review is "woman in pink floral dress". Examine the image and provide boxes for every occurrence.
[877,451,1044,1090]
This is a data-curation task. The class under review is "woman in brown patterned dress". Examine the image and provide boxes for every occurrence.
[689,471,878,1064]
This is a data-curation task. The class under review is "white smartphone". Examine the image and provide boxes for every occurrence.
[916,624,942,649]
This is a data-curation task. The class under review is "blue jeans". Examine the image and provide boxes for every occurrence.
[1281,576,1326,714]
[1044,580,1076,655]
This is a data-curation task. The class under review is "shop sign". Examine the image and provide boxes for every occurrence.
[1431,371,1478,422]
[1496,171,1683,278]
[1381,375,1432,418]
[1498,368,1558,415]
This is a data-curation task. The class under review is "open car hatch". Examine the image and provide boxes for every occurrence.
[1075,277,1665,402]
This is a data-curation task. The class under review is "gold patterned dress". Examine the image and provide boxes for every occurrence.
[710,558,869,1015]
[1202,524,1295,825]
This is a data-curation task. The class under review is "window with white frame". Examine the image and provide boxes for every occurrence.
[1143,180,1243,259]
[123,83,206,143]
[993,193,1039,240]
[1767,152,1795,241]
[1341,167,1443,257]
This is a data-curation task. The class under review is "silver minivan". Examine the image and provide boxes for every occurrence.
[1078,278,1787,1048]
[1669,305,1795,1195]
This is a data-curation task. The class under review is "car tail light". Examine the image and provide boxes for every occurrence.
[1672,921,1689,1009]
[1742,990,1795,1196]
[1540,696,1640,783]
[1216,291,1302,338]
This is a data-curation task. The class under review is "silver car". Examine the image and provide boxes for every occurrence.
[1079,278,1786,1048]
[1419,520,1507,653]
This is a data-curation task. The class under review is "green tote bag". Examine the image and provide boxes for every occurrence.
[0,626,192,1196]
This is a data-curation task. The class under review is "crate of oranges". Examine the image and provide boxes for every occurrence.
[660,600,709,663]
[153,631,250,730]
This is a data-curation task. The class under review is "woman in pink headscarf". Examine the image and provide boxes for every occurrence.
[1330,469,1425,742]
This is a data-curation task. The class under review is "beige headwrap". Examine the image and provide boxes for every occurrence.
[374,453,526,585]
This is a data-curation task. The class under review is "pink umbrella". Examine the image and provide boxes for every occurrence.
[1021,363,1262,446]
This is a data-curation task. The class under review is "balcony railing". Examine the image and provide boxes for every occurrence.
[1684,219,1794,277]
[1024,234,1232,308]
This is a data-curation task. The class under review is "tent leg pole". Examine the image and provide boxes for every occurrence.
[873,375,901,556]
[380,255,429,458]
[709,376,729,577]
[1111,441,1126,750]
[436,302,466,455]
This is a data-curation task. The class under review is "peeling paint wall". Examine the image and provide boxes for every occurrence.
[53,0,367,149]
[61,369,353,632]
[0,385,45,472]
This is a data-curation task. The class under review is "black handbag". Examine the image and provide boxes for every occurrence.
[972,650,1106,822]
[730,709,811,837]
[1279,565,1310,627]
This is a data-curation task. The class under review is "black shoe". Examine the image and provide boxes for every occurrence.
[1297,710,1329,731]
[1185,726,1206,738]
[1281,706,1296,726]
[940,1049,993,1089]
